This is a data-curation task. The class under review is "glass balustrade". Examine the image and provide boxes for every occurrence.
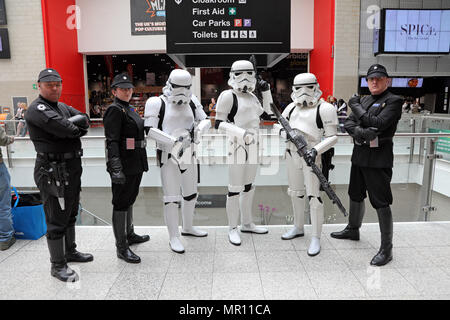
[2,114,450,227]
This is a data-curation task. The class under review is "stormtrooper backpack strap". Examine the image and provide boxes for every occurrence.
[227,92,239,122]
[157,97,166,130]
[287,105,296,121]
[316,101,324,129]
[157,97,196,130]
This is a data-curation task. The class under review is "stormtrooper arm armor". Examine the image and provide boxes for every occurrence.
[144,96,162,130]
[147,128,177,151]
[218,122,254,145]
[261,87,274,115]
[312,102,339,155]
[273,123,287,139]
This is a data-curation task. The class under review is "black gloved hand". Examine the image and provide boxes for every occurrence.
[77,127,88,137]
[68,114,90,129]
[305,148,318,167]
[107,157,126,184]
[257,79,270,92]
[348,95,365,119]
[354,126,378,142]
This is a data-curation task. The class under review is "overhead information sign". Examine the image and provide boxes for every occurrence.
[165,0,290,67]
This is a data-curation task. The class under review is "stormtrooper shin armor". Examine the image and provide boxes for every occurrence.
[144,69,208,253]
[216,60,272,245]
[281,73,338,256]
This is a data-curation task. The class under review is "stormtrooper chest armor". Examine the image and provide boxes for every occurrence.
[233,92,261,130]
[160,97,195,136]
[289,104,322,143]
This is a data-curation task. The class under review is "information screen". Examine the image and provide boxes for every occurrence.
[360,77,423,88]
[0,28,10,59]
[383,9,450,54]
[166,0,290,54]
[0,0,6,25]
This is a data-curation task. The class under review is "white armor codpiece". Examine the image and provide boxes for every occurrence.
[144,69,209,253]
[280,73,338,256]
[216,60,273,245]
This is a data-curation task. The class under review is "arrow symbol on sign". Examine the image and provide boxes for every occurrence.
[175,0,182,5]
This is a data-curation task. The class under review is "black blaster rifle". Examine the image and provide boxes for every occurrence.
[270,103,348,217]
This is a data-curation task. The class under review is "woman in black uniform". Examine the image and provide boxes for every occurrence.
[103,73,150,263]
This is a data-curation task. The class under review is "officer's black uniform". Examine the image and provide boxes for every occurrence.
[103,73,149,264]
[25,68,93,282]
[330,64,402,266]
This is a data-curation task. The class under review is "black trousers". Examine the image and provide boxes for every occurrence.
[348,164,393,209]
[34,157,82,240]
[111,173,143,211]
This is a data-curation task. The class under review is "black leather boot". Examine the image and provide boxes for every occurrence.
[65,226,94,263]
[112,210,141,264]
[126,206,150,245]
[47,238,79,282]
[370,207,393,266]
[330,200,365,240]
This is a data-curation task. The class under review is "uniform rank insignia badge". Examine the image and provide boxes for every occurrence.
[370,137,379,148]
[372,103,380,108]
[126,138,135,150]
[37,104,46,111]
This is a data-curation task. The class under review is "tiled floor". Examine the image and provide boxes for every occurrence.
[1,222,450,300]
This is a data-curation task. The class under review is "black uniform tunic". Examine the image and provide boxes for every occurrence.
[103,97,148,211]
[25,95,86,240]
[345,90,402,209]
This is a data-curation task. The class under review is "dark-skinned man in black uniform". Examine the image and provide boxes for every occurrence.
[330,64,402,266]
[25,68,93,282]
[103,73,149,264]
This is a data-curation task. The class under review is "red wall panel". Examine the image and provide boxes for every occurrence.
[310,0,335,100]
[41,0,85,112]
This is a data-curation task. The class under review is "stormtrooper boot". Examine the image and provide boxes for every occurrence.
[307,196,324,257]
[239,188,268,234]
[282,195,305,240]
[330,200,365,240]
[370,207,393,266]
[226,195,241,246]
[112,210,141,263]
[181,196,208,237]
[48,238,79,282]
[65,226,94,263]
[164,202,185,253]
[126,206,150,245]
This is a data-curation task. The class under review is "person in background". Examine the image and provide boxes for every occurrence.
[0,125,15,251]
[337,99,348,133]
[209,97,217,127]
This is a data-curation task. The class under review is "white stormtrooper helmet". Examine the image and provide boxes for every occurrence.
[163,69,193,105]
[291,73,322,107]
[228,60,257,93]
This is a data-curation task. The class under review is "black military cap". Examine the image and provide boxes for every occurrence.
[38,68,62,82]
[367,64,389,78]
[111,73,134,89]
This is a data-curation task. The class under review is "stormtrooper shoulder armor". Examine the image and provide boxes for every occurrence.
[215,90,235,122]
[319,102,339,128]
[144,96,164,128]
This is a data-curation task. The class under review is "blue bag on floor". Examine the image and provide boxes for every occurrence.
[11,187,47,240]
